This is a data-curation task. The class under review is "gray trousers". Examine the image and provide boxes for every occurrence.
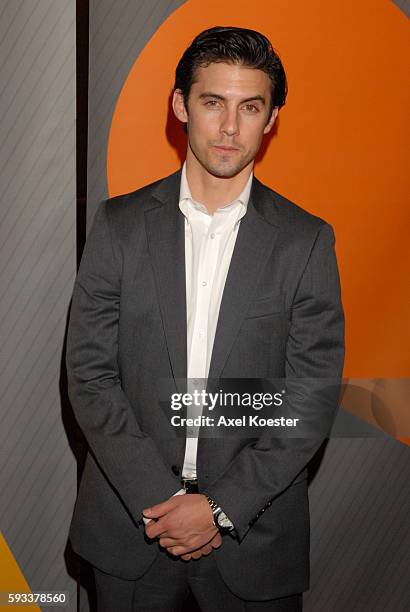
[93,548,303,612]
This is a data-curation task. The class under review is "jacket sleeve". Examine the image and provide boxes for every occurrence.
[203,222,345,542]
[66,201,180,523]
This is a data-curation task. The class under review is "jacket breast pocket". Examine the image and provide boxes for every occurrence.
[245,292,285,320]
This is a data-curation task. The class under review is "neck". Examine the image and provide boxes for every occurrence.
[185,148,253,214]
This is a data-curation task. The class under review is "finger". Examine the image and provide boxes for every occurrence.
[167,541,209,557]
[159,537,183,548]
[177,537,217,560]
[190,550,204,560]
[180,548,203,561]
[145,519,170,539]
[155,524,186,542]
[210,531,222,547]
[145,512,188,541]
[192,546,211,558]
[166,530,217,556]
[167,545,189,556]
[143,496,177,519]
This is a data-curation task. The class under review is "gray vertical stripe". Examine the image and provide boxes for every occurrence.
[0,1,76,609]
[305,439,410,611]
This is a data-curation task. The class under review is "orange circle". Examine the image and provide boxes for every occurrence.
[108,0,410,377]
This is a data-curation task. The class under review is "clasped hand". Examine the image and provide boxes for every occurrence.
[143,493,222,560]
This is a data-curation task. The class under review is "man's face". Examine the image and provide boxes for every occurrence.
[173,62,278,178]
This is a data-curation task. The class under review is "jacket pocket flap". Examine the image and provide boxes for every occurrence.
[245,292,285,319]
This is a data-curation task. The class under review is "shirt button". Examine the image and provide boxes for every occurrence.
[201,281,207,287]
[210,232,215,239]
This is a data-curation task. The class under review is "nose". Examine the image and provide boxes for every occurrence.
[220,108,239,137]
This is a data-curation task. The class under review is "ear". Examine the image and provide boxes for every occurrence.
[172,89,188,125]
[263,107,279,135]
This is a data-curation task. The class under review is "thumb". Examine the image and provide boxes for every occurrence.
[142,498,174,518]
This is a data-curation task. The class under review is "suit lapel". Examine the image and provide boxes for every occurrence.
[208,177,280,380]
[144,170,187,391]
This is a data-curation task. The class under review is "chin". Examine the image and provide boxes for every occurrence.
[208,169,239,179]
[204,160,248,179]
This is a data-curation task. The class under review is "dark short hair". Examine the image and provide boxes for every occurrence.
[174,26,288,120]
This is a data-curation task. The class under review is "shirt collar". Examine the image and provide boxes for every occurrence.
[178,161,253,218]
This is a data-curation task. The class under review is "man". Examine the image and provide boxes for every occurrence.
[66,26,344,611]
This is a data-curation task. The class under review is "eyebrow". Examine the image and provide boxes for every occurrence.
[198,93,266,105]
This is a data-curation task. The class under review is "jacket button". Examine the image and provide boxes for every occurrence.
[171,465,180,476]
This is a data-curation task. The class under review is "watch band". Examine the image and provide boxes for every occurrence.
[205,495,234,531]
[205,495,220,526]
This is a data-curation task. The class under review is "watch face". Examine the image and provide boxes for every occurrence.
[217,513,231,528]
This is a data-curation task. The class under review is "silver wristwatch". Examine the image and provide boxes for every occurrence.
[205,495,234,531]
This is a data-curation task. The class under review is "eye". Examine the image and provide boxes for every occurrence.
[205,100,221,108]
[243,104,259,113]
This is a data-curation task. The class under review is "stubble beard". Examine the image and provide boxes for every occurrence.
[189,139,253,179]
[204,159,248,179]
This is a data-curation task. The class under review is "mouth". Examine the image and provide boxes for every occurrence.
[213,145,240,153]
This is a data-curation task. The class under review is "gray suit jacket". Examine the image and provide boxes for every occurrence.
[66,169,344,599]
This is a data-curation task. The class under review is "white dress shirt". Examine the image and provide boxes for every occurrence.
[143,162,253,526]
[179,162,253,478]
